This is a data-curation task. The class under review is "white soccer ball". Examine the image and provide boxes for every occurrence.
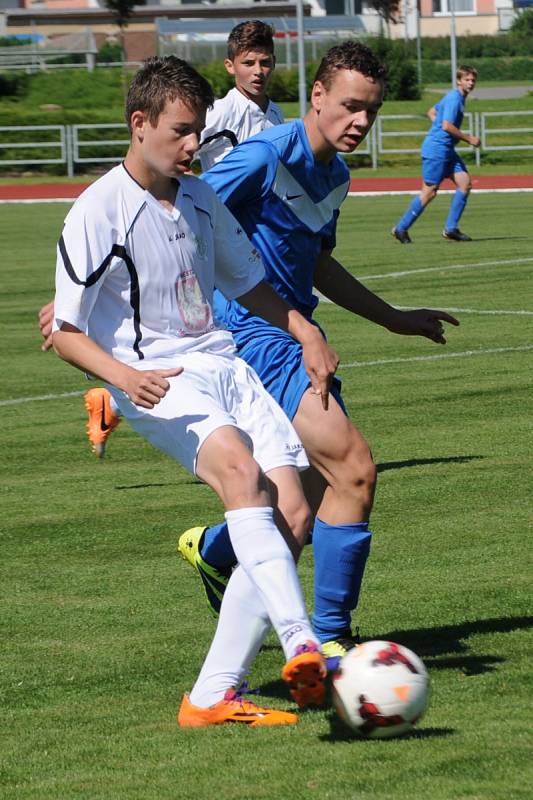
[332,640,430,738]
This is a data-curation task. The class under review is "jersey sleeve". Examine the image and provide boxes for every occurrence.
[211,197,265,301]
[54,200,118,334]
[201,139,277,212]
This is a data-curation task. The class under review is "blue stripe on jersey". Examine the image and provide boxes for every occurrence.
[202,119,350,323]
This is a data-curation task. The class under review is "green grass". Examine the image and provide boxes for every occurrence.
[1,193,532,799]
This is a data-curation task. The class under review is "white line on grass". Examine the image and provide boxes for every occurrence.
[0,390,85,407]
[357,256,533,282]
[3,345,532,407]
[347,188,533,197]
[0,198,76,205]
[341,344,533,369]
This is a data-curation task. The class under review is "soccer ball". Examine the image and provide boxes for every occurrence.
[332,640,430,739]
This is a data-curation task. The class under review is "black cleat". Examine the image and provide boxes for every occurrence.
[442,228,472,242]
[392,227,412,244]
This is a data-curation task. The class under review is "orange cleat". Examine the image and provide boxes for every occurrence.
[177,689,298,728]
[84,387,121,458]
[281,641,327,708]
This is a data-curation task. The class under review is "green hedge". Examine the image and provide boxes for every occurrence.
[421,56,533,83]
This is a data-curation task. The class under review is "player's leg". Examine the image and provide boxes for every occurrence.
[443,160,473,240]
[292,389,374,662]
[187,464,325,713]
[392,157,441,242]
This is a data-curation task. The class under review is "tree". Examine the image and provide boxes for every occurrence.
[368,0,402,34]
[104,0,145,62]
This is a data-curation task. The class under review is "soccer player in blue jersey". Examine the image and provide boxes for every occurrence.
[392,65,480,244]
[178,41,459,666]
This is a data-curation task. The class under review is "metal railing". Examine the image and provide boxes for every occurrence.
[1,115,532,175]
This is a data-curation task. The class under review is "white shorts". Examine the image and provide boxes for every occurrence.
[108,351,309,477]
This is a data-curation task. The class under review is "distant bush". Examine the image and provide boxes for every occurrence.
[96,41,124,64]
[421,56,533,83]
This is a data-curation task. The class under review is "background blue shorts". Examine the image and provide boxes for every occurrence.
[422,153,468,186]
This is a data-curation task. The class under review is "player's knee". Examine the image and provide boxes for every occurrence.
[221,453,265,498]
[340,447,377,501]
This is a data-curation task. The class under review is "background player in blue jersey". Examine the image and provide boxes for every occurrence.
[178,41,459,667]
[392,65,480,244]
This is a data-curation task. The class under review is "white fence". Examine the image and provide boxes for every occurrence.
[1,113,532,175]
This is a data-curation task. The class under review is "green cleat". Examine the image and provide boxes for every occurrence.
[177,527,231,616]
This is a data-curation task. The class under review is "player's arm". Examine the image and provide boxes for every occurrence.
[441,119,480,147]
[314,251,459,344]
[427,105,437,122]
[237,280,339,410]
[52,324,182,409]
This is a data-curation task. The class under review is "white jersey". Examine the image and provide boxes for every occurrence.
[198,87,284,172]
[54,163,264,366]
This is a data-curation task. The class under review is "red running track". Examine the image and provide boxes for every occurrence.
[1,174,532,201]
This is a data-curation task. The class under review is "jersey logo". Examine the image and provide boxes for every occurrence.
[285,193,303,201]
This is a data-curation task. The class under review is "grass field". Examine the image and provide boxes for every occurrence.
[1,191,532,799]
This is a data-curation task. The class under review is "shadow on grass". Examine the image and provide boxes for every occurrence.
[114,479,203,490]
[320,714,455,743]
[376,454,483,473]
[257,615,532,702]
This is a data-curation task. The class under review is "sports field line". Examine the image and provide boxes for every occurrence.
[342,344,533,369]
[358,256,533,282]
[347,188,533,197]
[2,344,532,407]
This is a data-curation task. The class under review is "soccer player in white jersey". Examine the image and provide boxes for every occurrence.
[51,56,338,727]
[38,20,284,458]
[197,20,283,172]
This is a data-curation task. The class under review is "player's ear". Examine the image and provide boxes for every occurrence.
[130,110,148,141]
[311,81,325,112]
[224,58,235,76]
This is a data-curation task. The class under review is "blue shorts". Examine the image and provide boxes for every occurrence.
[422,153,467,186]
[235,326,345,422]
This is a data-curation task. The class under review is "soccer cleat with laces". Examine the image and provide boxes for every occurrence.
[321,628,361,672]
[281,641,327,708]
[177,689,298,727]
[84,387,121,458]
[391,226,412,244]
[442,228,472,242]
[177,527,231,616]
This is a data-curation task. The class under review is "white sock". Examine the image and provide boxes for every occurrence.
[189,566,270,708]
[109,394,120,416]
[225,506,317,660]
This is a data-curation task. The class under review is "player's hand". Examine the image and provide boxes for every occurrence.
[302,333,340,411]
[123,368,184,408]
[387,309,460,344]
[469,135,481,148]
[39,301,55,351]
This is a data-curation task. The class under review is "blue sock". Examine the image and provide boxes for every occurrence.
[311,518,372,643]
[396,195,424,232]
[200,523,237,570]
[445,190,468,232]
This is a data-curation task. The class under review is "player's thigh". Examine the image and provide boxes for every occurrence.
[293,388,374,485]
[196,423,267,505]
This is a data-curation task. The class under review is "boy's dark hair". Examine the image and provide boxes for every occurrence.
[227,20,275,61]
[313,40,386,89]
[125,56,214,132]
[457,64,478,80]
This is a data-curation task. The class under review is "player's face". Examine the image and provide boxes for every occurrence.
[225,49,275,104]
[134,97,205,178]
[457,72,477,95]
[311,69,383,159]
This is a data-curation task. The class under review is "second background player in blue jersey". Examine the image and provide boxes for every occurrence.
[182,41,459,666]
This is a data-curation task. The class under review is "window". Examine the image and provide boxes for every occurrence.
[433,0,475,13]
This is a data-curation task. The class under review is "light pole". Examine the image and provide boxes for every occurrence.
[450,0,457,87]
[296,0,307,118]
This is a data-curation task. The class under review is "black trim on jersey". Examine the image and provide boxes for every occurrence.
[58,236,144,360]
[199,129,239,150]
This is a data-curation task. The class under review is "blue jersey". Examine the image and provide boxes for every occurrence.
[421,89,465,160]
[201,119,350,344]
